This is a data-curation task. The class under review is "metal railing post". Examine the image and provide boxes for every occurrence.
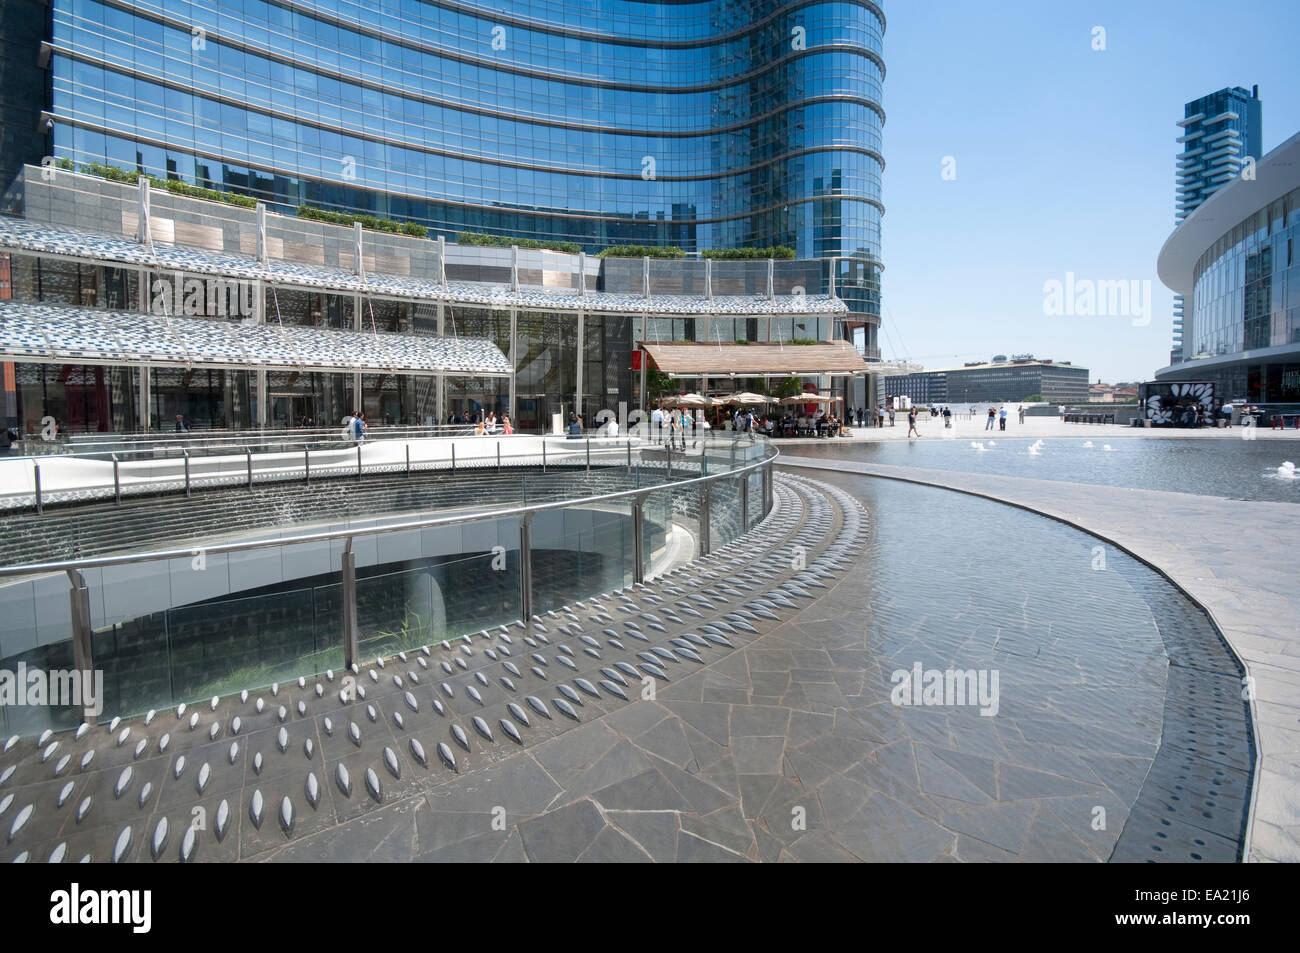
[33,461,42,514]
[304,448,310,484]
[739,473,749,531]
[356,444,363,482]
[406,443,411,476]
[519,512,533,624]
[66,569,94,724]
[183,450,191,498]
[762,462,772,517]
[586,438,590,473]
[451,442,455,476]
[699,484,711,556]
[497,441,502,473]
[626,438,632,474]
[112,453,121,504]
[246,447,253,488]
[729,437,736,471]
[341,538,358,670]
[542,439,547,473]
[632,495,646,584]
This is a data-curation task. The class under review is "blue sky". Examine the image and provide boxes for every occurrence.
[881,0,1300,382]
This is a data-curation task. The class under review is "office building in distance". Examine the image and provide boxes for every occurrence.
[883,356,1089,406]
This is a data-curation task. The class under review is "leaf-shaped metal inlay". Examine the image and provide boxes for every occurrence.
[111,825,132,863]
[249,789,264,829]
[214,799,231,842]
[437,742,457,772]
[151,816,169,860]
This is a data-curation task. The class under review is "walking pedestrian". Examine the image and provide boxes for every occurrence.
[998,406,1007,431]
[1017,405,1025,424]
[986,407,996,431]
[888,407,895,427]
[907,408,920,438]
[943,406,952,428]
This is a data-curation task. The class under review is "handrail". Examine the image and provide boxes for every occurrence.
[0,439,777,577]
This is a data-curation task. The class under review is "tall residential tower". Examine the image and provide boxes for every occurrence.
[1171,85,1261,363]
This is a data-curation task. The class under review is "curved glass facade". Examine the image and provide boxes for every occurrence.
[46,0,885,272]
[1189,186,1300,357]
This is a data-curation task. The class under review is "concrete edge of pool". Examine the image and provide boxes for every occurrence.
[780,455,1285,863]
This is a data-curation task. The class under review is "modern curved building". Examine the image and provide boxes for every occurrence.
[12,0,885,340]
[1156,130,1300,405]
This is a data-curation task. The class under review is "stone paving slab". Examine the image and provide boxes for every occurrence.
[782,454,1291,862]
[0,469,1251,862]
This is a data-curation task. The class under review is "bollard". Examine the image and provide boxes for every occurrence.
[33,461,42,514]
[112,453,121,504]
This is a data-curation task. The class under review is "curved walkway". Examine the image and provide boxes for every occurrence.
[783,455,1293,863]
[0,470,1250,863]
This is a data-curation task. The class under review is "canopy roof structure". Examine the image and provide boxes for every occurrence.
[0,218,845,318]
[638,340,868,378]
[0,302,513,376]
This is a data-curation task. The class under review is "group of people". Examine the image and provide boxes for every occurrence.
[650,405,705,449]
[848,407,895,428]
[341,411,367,445]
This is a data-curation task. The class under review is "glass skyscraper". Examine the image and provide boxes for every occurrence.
[8,0,884,345]
[1171,85,1261,363]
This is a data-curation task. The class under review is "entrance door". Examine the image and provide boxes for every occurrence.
[270,394,315,428]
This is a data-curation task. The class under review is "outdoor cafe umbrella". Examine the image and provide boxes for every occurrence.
[729,392,770,405]
[672,393,710,406]
[779,393,832,404]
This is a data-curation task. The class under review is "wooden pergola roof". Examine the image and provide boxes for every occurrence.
[638,340,868,377]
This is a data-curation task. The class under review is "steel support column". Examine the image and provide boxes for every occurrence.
[67,569,94,724]
[341,540,358,669]
[519,513,533,623]
[632,496,646,584]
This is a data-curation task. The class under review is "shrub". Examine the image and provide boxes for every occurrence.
[76,163,257,207]
[701,246,796,259]
[455,231,581,253]
[297,205,428,237]
[598,244,685,259]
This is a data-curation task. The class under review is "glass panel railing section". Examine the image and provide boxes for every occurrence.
[708,476,743,553]
[748,470,765,531]
[0,628,78,739]
[355,519,522,659]
[529,500,634,614]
